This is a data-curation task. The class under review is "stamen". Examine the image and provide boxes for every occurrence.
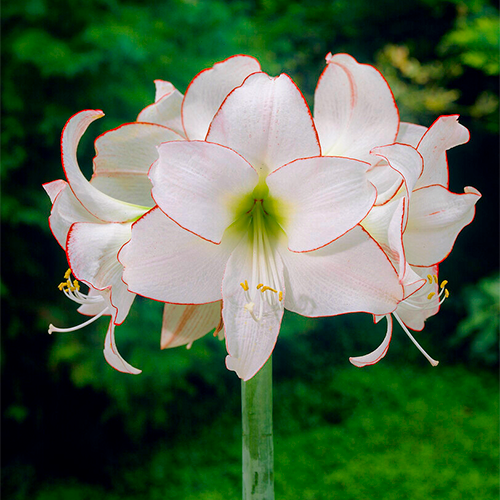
[240,280,249,291]
[427,274,433,284]
[64,268,72,279]
[444,289,449,298]
[48,306,110,334]
[256,283,264,289]
[427,292,436,300]
[433,274,438,284]
[440,280,448,289]
[278,291,283,302]
[393,312,439,366]
[260,286,277,293]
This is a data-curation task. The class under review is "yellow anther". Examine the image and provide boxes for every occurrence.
[433,274,438,284]
[261,286,277,293]
[64,269,72,279]
[444,289,450,298]
[427,292,436,300]
[73,280,80,291]
[58,282,66,291]
[240,280,249,291]
[279,291,283,302]
[256,284,264,290]
[427,274,433,284]
[440,280,448,289]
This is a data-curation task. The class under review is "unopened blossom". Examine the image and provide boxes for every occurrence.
[350,116,481,366]
[120,71,405,380]
[45,56,260,371]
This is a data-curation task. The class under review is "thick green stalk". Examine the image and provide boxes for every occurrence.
[242,357,274,500]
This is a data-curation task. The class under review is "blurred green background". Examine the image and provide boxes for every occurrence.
[2,0,499,498]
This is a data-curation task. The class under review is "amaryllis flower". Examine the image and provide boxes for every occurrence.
[44,56,261,371]
[120,72,405,380]
[350,115,481,367]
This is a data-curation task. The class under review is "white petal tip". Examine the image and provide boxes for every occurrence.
[103,348,142,375]
[225,355,254,381]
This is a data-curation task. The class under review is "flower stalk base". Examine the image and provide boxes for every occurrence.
[242,357,274,499]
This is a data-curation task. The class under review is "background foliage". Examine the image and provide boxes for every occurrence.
[2,0,498,498]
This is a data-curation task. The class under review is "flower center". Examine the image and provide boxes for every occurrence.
[238,201,285,322]
[404,273,450,311]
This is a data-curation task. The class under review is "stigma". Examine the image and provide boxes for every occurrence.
[48,269,110,334]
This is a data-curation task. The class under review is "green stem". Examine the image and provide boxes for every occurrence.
[242,357,274,500]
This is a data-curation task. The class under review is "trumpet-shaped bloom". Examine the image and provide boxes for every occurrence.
[351,116,481,367]
[45,56,261,370]
[121,72,404,380]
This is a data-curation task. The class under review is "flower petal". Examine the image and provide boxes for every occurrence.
[151,141,258,243]
[370,143,423,201]
[267,156,375,252]
[397,122,427,147]
[61,110,146,221]
[415,115,470,189]
[161,302,222,349]
[91,122,184,207]
[43,179,66,203]
[47,182,102,249]
[222,234,285,381]
[349,315,393,367]
[405,185,481,266]
[281,226,403,317]
[207,72,320,176]
[182,55,261,140]
[137,80,185,137]
[120,207,235,304]
[67,222,135,324]
[104,320,141,375]
[314,53,399,163]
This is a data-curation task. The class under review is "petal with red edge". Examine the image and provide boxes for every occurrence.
[182,55,261,140]
[61,110,145,221]
[349,315,393,367]
[161,302,222,349]
[151,141,258,244]
[91,122,184,207]
[48,183,102,249]
[67,221,135,324]
[370,143,423,200]
[405,185,481,266]
[43,179,66,203]
[314,53,399,163]
[267,156,375,252]
[415,115,470,189]
[137,81,185,137]
[104,320,141,374]
[222,234,285,381]
[207,72,320,176]
[120,208,235,304]
[281,226,403,317]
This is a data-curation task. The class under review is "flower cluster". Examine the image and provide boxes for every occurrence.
[44,54,480,380]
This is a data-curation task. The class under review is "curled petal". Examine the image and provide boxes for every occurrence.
[350,315,393,367]
[415,115,470,189]
[405,185,481,266]
[47,182,101,249]
[370,143,423,202]
[182,55,261,140]
[137,80,185,137]
[314,53,399,163]
[151,141,258,244]
[267,156,375,252]
[61,110,145,222]
[104,321,141,375]
[91,122,184,207]
[67,222,135,324]
[208,72,320,176]
[43,179,66,203]
[161,302,222,349]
